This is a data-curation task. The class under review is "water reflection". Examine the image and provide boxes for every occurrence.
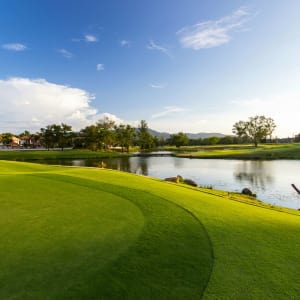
[173,156,184,168]
[32,156,300,209]
[139,158,149,175]
[234,161,274,190]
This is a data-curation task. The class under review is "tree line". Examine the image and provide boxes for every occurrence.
[0,119,159,151]
[0,115,294,150]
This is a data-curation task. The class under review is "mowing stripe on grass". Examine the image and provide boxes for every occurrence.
[0,174,144,300]
[30,173,213,299]
[0,169,213,299]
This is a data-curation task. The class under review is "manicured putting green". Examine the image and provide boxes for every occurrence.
[0,163,213,299]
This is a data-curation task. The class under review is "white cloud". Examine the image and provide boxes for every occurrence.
[0,77,121,133]
[120,40,130,47]
[147,40,171,57]
[96,63,104,71]
[152,106,187,119]
[57,48,73,59]
[85,34,98,42]
[149,83,167,89]
[97,112,123,124]
[2,43,27,51]
[177,7,251,49]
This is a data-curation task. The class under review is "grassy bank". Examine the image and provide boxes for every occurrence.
[0,149,132,161]
[0,161,299,299]
[175,143,300,159]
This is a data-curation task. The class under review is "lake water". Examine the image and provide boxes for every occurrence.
[39,156,300,210]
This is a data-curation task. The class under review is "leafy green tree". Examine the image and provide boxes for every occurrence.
[80,125,100,151]
[40,126,55,150]
[169,132,189,148]
[97,117,116,150]
[115,124,136,152]
[40,123,73,150]
[137,120,154,150]
[57,123,73,150]
[203,136,220,145]
[218,136,234,145]
[1,133,13,147]
[233,115,276,147]
[81,117,116,151]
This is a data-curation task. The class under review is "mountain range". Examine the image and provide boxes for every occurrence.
[148,129,226,140]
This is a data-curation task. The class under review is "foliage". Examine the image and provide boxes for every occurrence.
[0,132,13,146]
[187,135,240,146]
[137,120,155,150]
[233,115,276,147]
[169,132,189,148]
[40,123,73,150]
[80,117,115,151]
[114,124,136,152]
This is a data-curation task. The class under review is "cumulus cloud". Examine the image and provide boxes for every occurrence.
[0,77,121,133]
[85,34,98,42]
[177,7,251,49]
[2,43,27,51]
[152,106,187,119]
[97,112,123,124]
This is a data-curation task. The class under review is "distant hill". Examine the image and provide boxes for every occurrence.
[148,129,226,140]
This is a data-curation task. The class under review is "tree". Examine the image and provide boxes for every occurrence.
[96,117,115,149]
[218,136,235,145]
[40,123,73,150]
[169,132,189,148]
[80,117,116,151]
[1,133,13,147]
[115,124,136,152]
[80,124,99,151]
[57,123,73,150]
[295,133,300,143]
[40,126,55,150]
[233,115,276,147]
[203,136,220,145]
[137,120,154,150]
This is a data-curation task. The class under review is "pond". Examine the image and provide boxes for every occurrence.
[37,155,300,210]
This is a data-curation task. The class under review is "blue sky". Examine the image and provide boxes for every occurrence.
[0,0,299,137]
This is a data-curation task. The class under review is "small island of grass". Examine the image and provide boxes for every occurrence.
[174,143,300,160]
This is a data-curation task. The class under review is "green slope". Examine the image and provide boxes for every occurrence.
[0,161,212,299]
[0,161,299,299]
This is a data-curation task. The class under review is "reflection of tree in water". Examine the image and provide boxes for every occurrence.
[139,157,149,176]
[90,158,132,173]
[173,157,184,168]
[121,157,149,175]
[234,161,274,190]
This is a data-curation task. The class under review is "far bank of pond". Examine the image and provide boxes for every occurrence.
[34,155,300,210]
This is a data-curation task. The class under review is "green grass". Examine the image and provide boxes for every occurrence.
[0,161,299,299]
[0,149,131,161]
[175,143,300,159]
